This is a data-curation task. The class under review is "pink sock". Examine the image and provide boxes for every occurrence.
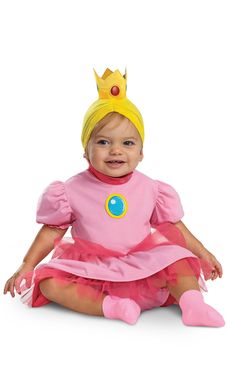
[102,295,141,325]
[179,290,225,327]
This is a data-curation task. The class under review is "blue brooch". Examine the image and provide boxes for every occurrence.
[105,193,128,218]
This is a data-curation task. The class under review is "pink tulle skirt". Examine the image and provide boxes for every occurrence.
[18,223,213,311]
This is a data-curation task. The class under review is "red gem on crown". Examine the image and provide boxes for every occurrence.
[110,86,120,96]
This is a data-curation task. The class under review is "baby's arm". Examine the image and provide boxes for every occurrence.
[174,220,223,280]
[22,224,67,267]
[3,225,67,297]
[174,220,205,256]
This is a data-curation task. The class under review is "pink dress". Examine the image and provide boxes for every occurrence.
[19,165,211,311]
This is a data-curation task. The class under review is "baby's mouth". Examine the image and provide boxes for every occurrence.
[105,160,125,164]
[105,160,126,168]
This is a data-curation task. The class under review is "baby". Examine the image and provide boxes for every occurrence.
[4,68,225,327]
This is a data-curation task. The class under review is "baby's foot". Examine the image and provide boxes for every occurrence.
[102,295,141,325]
[179,290,225,327]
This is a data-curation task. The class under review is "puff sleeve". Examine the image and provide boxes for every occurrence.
[36,181,76,229]
[150,180,184,226]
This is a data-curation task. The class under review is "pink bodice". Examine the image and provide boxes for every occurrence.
[36,168,184,253]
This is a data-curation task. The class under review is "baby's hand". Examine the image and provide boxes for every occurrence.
[3,262,34,297]
[199,248,223,281]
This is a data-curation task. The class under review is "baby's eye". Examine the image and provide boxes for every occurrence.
[124,140,135,146]
[97,140,109,145]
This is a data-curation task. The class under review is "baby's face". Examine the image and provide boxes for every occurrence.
[84,116,144,177]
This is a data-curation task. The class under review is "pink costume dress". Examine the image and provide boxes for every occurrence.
[19,164,211,310]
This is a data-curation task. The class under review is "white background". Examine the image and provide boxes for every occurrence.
[0,1,235,374]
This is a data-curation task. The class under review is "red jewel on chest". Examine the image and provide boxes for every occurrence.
[110,86,120,96]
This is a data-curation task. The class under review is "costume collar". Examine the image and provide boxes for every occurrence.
[87,162,133,185]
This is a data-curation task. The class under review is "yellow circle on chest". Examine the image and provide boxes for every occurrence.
[105,193,128,218]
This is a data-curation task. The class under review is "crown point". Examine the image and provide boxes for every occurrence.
[110,85,120,96]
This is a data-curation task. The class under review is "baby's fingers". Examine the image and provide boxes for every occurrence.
[15,276,23,294]
[8,278,16,297]
[15,272,33,293]
[3,278,14,296]
[213,259,223,279]
[25,271,33,289]
[218,262,223,278]
[211,262,223,281]
[211,270,218,280]
[3,279,10,295]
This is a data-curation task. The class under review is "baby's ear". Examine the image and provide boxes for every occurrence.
[140,149,144,161]
[83,152,89,161]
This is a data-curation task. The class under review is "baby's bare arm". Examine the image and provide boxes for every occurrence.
[174,220,223,280]
[4,225,67,297]
[174,220,205,256]
[23,224,67,267]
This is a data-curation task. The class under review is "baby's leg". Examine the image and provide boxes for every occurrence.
[39,278,141,324]
[166,259,200,302]
[39,278,104,316]
[166,259,225,327]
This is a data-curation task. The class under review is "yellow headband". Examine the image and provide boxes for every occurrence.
[81,68,144,150]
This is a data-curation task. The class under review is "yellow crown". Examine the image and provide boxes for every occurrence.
[93,68,127,99]
[81,67,144,150]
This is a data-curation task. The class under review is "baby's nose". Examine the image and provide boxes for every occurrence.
[110,144,122,153]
